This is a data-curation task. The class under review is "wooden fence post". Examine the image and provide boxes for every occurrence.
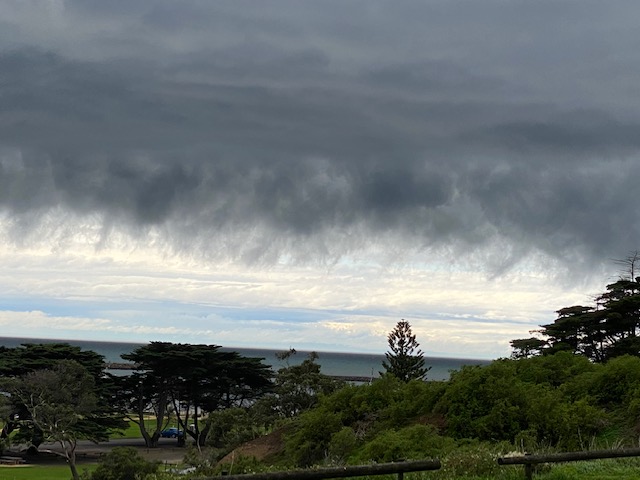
[524,452,532,480]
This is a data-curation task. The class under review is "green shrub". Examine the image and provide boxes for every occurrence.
[516,352,595,388]
[440,442,503,478]
[435,356,609,449]
[593,355,640,407]
[284,409,343,466]
[355,424,453,463]
[89,447,159,480]
[206,407,258,451]
[381,379,447,429]
[328,427,358,463]
[435,360,529,442]
[216,455,264,476]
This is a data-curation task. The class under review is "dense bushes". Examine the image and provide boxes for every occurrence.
[434,354,611,450]
[283,376,449,466]
[89,447,159,480]
[591,355,640,407]
[206,407,260,453]
[435,360,529,441]
[170,351,640,471]
[278,352,640,468]
[284,408,343,466]
[354,424,454,463]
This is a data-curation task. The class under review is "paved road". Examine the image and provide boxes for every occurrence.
[41,436,183,450]
[10,437,188,465]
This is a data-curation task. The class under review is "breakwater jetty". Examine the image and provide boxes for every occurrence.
[105,362,372,383]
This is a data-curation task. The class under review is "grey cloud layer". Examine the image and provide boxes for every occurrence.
[2,1,640,269]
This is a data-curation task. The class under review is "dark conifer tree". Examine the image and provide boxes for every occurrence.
[381,320,430,382]
[116,342,273,446]
[510,253,640,362]
[0,343,125,445]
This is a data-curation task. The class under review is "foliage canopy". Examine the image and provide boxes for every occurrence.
[512,254,640,362]
[117,342,273,446]
[90,446,159,480]
[0,342,124,448]
[10,360,105,480]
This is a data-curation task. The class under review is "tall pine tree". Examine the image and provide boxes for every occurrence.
[381,320,430,381]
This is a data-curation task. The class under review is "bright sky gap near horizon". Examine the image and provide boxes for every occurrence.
[1,2,639,359]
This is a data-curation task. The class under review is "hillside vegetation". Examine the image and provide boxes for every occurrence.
[206,353,639,468]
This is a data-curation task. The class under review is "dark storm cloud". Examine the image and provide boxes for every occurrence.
[2,0,640,270]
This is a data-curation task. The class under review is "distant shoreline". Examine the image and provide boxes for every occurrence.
[0,335,491,362]
[0,336,491,381]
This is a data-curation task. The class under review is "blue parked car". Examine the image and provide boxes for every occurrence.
[160,427,183,438]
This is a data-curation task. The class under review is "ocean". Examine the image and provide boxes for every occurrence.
[0,336,491,381]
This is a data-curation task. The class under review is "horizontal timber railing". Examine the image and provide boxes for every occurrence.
[196,459,441,480]
[498,447,640,479]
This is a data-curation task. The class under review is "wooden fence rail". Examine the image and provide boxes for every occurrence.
[195,459,441,480]
[498,448,640,479]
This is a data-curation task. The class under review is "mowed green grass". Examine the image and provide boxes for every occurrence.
[0,464,97,480]
[111,420,145,439]
[111,415,184,440]
[1,417,167,440]
[540,459,640,480]
[402,460,640,479]
[111,417,168,439]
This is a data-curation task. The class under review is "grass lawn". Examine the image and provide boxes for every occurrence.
[4,415,174,441]
[111,417,165,439]
[0,464,97,480]
[111,416,180,439]
[538,459,640,480]
[437,459,640,480]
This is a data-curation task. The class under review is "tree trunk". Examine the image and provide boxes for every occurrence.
[135,386,167,448]
[0,421,16,439]
[60,439,80,480]
[69,458,80,480]
[198,423,211,447]
[141,428,160,448]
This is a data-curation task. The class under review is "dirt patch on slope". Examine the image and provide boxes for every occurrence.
[218,428,286,465]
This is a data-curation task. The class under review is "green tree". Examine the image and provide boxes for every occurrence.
[511,253,640,362]
[0,343,106,378]
[381,320,430,382]
[10,361,102,480]
[117,342,272,447]
[0,343,124,445]
[512,282,640,362]
[541,305,604,359]
[250,350,344,427]
[112,371,171,448]
[510,337,547,359]
[272,351,344,418]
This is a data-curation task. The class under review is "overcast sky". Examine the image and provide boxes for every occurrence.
[1,1,639,358]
